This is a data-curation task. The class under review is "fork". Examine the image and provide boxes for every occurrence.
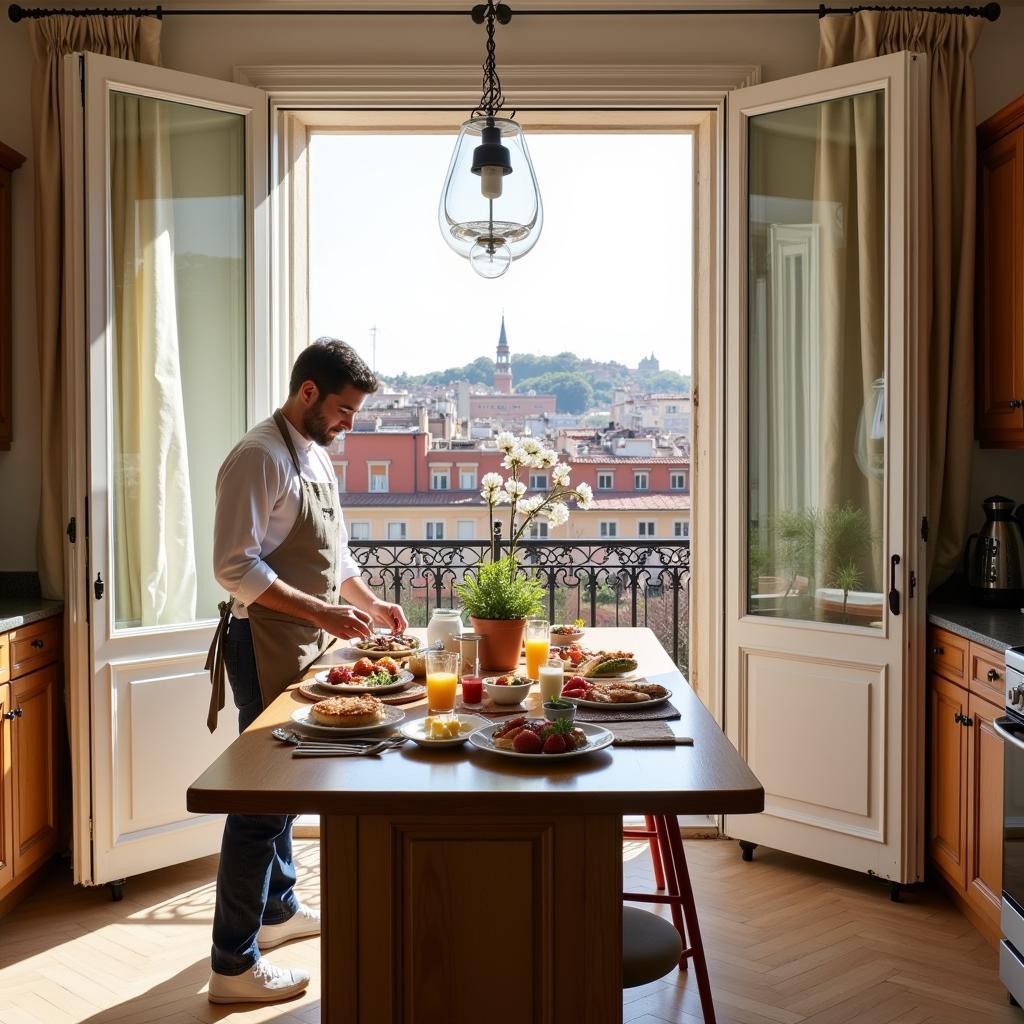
[292,736,407,757]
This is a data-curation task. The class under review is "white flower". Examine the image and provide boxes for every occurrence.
[502,444,530,469]
[574,482,594,510]
[537,448,559,468]
[492,489,511,505]
[552,463,571,486]
[546,501,570,527]
[481,472,504,490]
[518,495,544,515]
[495,431,517,453]
[522,437,542,456]
[504,478,527,499]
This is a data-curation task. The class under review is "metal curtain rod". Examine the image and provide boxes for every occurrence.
[5,2,1004,22]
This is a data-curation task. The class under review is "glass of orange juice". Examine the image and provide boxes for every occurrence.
[524,618,550,680]
[425,650,460,721]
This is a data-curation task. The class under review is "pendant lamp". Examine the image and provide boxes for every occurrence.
[438,2,543,279]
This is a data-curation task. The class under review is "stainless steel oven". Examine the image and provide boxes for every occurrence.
[994,646,1024,1005]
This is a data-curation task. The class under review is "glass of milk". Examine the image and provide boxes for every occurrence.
[538,656,564,705]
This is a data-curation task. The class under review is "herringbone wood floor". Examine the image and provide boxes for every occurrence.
[0,838,1018,1024]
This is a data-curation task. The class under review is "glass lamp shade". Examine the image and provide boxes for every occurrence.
[439,116,543,263]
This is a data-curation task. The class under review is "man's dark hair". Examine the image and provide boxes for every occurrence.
[289,337,379,398]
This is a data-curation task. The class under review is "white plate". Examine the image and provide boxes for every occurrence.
[469,720,614,760]
[291,704,405,737]
[562,687,672,710]
[312,669,413,695]
[400,714,488,747]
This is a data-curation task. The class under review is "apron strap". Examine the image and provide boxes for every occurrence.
[272,409,303,476]
[205,599,233,733]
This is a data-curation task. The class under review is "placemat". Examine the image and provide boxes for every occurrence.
[574,701,682,724]
[296,680,426,705]
[611,720,693,746]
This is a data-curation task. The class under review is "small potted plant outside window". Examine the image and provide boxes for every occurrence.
[455,432,594,671]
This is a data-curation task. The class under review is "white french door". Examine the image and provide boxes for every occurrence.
[724,52,927,883]
[64,53,268,885]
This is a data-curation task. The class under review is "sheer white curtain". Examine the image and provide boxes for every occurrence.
[110,93,197,627]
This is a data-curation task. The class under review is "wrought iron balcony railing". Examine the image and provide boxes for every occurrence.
[346,537,691,671]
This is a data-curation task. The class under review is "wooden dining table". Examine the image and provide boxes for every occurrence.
[187,626,763,1024]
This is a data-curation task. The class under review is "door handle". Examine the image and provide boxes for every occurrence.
[995,717,1024,751]
[888,554,901,616]
[988,668,1002,682]
[1010,399,1024,410]
[3,708,22,721]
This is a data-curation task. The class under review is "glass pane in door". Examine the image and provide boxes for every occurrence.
[746,91,885,627]
[109,93,246,629]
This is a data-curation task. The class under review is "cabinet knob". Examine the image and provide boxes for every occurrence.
[931,646,944,656]
[30,638,44,649]
[1010,399,1024,410]
[988,668,1001,682]
[3,708,22,720]
[954,712,964,725]
[963,715,975,727]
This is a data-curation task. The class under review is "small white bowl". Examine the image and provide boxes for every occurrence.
[550,626,586,645]
[483,675,533,706]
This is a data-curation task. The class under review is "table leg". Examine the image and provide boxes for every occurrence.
[320,812,622,1024]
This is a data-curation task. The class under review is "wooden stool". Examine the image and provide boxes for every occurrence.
[623,906,684,988]
[623,814,716,1023]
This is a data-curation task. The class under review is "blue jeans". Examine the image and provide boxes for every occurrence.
[211,617,300,975]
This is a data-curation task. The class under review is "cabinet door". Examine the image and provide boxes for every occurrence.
[0,682,12,892]
[976,128,1024,443]
[929,674,968,889]
[11,665,57,876]
[966,692,1004,933]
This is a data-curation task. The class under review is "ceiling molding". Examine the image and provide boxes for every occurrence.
[235,62,761,107]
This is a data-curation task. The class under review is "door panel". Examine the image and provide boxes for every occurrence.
[928,675,967,889]
[966,691,1004,931]
[725,52,926,882]
[67,53,267,884]
[11,666,57,876]
[0,682,12,892]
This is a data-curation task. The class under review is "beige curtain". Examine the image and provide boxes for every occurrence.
[28,16,161,599]
[819,11,983,586]
[110,95,197,627]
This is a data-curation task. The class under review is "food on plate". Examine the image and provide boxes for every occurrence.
[552,643,591,667]
[560,678,668,704]
[492,673,533,686]
[330,657,402,688]
[309,694,384,728]
[551,621,585,637]
[577,651,639,678]
[491,716,587,755]
[353,634,421,653]
[424,715,474,739]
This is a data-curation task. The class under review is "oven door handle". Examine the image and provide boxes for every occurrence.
[994,716,1024,752]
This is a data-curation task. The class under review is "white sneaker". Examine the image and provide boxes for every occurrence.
[207,959,310,1004]
[258,903,321,950]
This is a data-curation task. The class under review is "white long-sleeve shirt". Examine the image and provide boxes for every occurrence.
[213,414,361,619]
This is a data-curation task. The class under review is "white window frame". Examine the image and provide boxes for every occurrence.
[255,63,745,718]
[336,460,348,493]
[638,520,656,537]
[368,461,390,493]
[670,471,688,490]
[425,521,444,540]
[529,472,548,490]
[458,465,477,490]
[349,521,371,540]
[599,521,618,538]
[597,471,614,490]
[431,469,450,490]
[634,471,650,491]
[673,520,690,540]
[527,521,549,538]
[386,521,407,541]
[456,519,475,540]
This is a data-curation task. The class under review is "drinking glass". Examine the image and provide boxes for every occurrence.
[538,655,564,704]
[425,650,460,720]
[524,618,550,680]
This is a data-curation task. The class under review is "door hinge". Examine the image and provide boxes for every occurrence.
[66,517,76,544]
[921,516,929,542]
[89,816,93,839]
[909,570,917,598]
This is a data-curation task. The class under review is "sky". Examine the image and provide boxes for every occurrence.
[308,132,693,379]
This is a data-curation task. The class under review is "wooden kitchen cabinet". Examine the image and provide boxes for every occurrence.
[927,625,1005,945]
[977,94,1024,446]
[0,614,62,917]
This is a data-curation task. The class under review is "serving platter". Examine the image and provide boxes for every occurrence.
[469,721,613,760]
[291,704,405,737]
[312,669,413,695]
[562,687,672,710]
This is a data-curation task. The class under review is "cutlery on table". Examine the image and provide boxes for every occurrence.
[292,736,408,757]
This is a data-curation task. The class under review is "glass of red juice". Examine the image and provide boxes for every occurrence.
[461,675,483,705]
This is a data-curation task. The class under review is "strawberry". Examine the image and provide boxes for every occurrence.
[567,675,587,688]
[513,730,543,754]
[543,734,567,754]
[327,665,353,684]
[562,688,587,699]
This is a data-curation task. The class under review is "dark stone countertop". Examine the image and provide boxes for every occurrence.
[928,578,1024,653]
[0,599,64,634]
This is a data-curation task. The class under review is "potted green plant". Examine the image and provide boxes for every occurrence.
[454,432,594,671]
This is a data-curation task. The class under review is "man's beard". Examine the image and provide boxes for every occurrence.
[302,401,338,446]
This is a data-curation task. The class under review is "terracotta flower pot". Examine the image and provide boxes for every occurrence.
[471,616,527,673]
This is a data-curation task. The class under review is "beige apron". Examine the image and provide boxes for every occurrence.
[206,409,342,732]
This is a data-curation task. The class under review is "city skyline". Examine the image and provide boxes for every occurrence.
[309,132,693,379]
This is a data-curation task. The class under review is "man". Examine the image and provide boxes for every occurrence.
[204,338,408,1004]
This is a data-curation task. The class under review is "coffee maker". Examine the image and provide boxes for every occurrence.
[964,495,1024,607]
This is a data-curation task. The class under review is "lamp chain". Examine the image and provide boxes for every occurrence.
[473,1,505,119]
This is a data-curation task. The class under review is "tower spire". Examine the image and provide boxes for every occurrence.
[494,314,512,394]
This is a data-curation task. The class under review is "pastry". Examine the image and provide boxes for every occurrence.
[309,694,384,728]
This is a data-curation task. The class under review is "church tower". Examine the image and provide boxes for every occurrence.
[493,315,513,394]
